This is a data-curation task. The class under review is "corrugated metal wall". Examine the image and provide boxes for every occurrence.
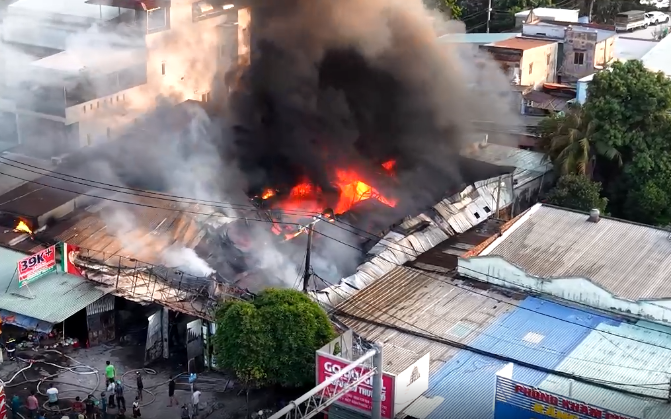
[85,294,114,316]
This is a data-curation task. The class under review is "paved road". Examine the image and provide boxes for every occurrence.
[620,12,670,40]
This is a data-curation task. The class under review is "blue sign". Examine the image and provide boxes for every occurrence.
[494,376,638,419]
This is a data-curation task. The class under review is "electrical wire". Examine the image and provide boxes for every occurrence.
[3,162,671,351]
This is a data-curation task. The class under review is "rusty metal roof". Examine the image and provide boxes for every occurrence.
[489,37,557,50]
[333,266,518,374]
[480,203,671,300]
[461,144,552,189]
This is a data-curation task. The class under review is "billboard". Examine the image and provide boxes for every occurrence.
[316,353,395,419]
[17,246,56,288]
[494,376,638,419]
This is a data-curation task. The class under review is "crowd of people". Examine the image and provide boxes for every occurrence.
[7,361,202,419]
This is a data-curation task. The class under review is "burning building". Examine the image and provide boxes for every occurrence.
[0,0,529,361]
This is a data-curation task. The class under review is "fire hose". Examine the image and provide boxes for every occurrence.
[0,350,186,415]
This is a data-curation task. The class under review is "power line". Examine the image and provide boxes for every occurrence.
[309,228,671,355]
[4,165,671,356]
[327,280,671,399]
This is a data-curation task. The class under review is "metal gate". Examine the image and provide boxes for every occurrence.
[144,308,169,366]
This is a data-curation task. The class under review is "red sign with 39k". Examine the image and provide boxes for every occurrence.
[316,354,395,419]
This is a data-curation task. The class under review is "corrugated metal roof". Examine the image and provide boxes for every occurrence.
[462,144,551,189]
[402,297,619,419]
[0,247,108,323]
[311,178,515,308]
[538,320,671,419]
[334,266,518,375]
[482,204,671,300]
[642,30,671,77]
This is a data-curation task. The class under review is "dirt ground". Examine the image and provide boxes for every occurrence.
[0,344,277,419]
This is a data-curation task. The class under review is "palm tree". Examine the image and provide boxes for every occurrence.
[539,104,622,177]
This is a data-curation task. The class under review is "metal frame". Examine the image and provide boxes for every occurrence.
[269,350,377,419]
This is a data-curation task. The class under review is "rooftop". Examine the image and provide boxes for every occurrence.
[615,36,659,61]
[401,297,619,419]
[333,266,520,375]
[0,247,108,324]
[488,37,557,50]
[642,32,671,77]
[538,320,671,419]
[461,144,551,189]
[437,33,518,45]
[478,203,671,300]
[515,8,579,18]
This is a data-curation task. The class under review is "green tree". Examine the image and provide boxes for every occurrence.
[582,60,671,224]
[545,174,608,213]
[424,0,462,19]
[539,104,621,176]
[213,289,336,390]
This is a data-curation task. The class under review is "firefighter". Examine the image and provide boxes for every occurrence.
[6,337,16,361]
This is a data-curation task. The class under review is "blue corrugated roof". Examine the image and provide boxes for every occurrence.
[402,297,620,419]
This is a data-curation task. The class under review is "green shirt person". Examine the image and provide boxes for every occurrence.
[105,361,116,383]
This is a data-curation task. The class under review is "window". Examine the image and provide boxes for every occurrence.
[96,101,100,109]
[574,52,585,65]
[192,1,234,22]
[161,62,166,76]
[474,212,481,219]
[122,94,126,101]
[89,104,93,111]
[147,7,169,33]
[528,62,533,75]
[83,106,86,113]
[483,206,491,213]
[116,95,120,102]
[546,54,551,66]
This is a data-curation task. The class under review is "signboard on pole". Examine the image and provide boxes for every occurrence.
[17,246,56,288]
[494,376,638,419]
[316,352,395,419]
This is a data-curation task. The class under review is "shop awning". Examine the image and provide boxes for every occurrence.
[0,310,53,333]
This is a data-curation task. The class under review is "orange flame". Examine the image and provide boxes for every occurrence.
[15,221,32,235]
[270,168,396,220]
[261,189,276,200]
[381,160,396,171]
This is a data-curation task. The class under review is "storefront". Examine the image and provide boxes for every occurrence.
[85,295,116,346]
[494,376,638,419]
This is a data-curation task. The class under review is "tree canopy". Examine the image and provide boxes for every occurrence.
[541,60,671,226]
[545,174,608,213]
[213,289,336,389]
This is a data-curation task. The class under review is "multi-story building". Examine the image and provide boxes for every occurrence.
[479,37,559,88]
[0,0,240,159]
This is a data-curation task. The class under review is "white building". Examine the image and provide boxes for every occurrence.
[514,8,580,28]
[0,0,241,159]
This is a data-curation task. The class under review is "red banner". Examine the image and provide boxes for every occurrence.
[316,353,395,418]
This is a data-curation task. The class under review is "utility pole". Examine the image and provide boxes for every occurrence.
[486,0,492,33]
[371,343,384,419]
[302,224,314,293]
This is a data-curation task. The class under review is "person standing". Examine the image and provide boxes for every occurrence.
[191,389,201,418]
[135,372,143,401]
[167,376,177,407]
[6,337,16,361]
[72,397,85,416]
[10,394,20,419]
[26,390,39,419]
[84,395,95,419]
[115,380,126,411]
[99,392,108,419]
[47,383,59,408]
[131,397,140,418]
[107,381,116,408]
[105,361,116,384]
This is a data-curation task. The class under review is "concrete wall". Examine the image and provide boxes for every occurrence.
[520,42,558,87]
[594,37,616,67]
[561,29,598,82]
[458,256,671,325]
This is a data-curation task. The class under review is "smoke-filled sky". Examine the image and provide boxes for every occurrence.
[0,0,520,289]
